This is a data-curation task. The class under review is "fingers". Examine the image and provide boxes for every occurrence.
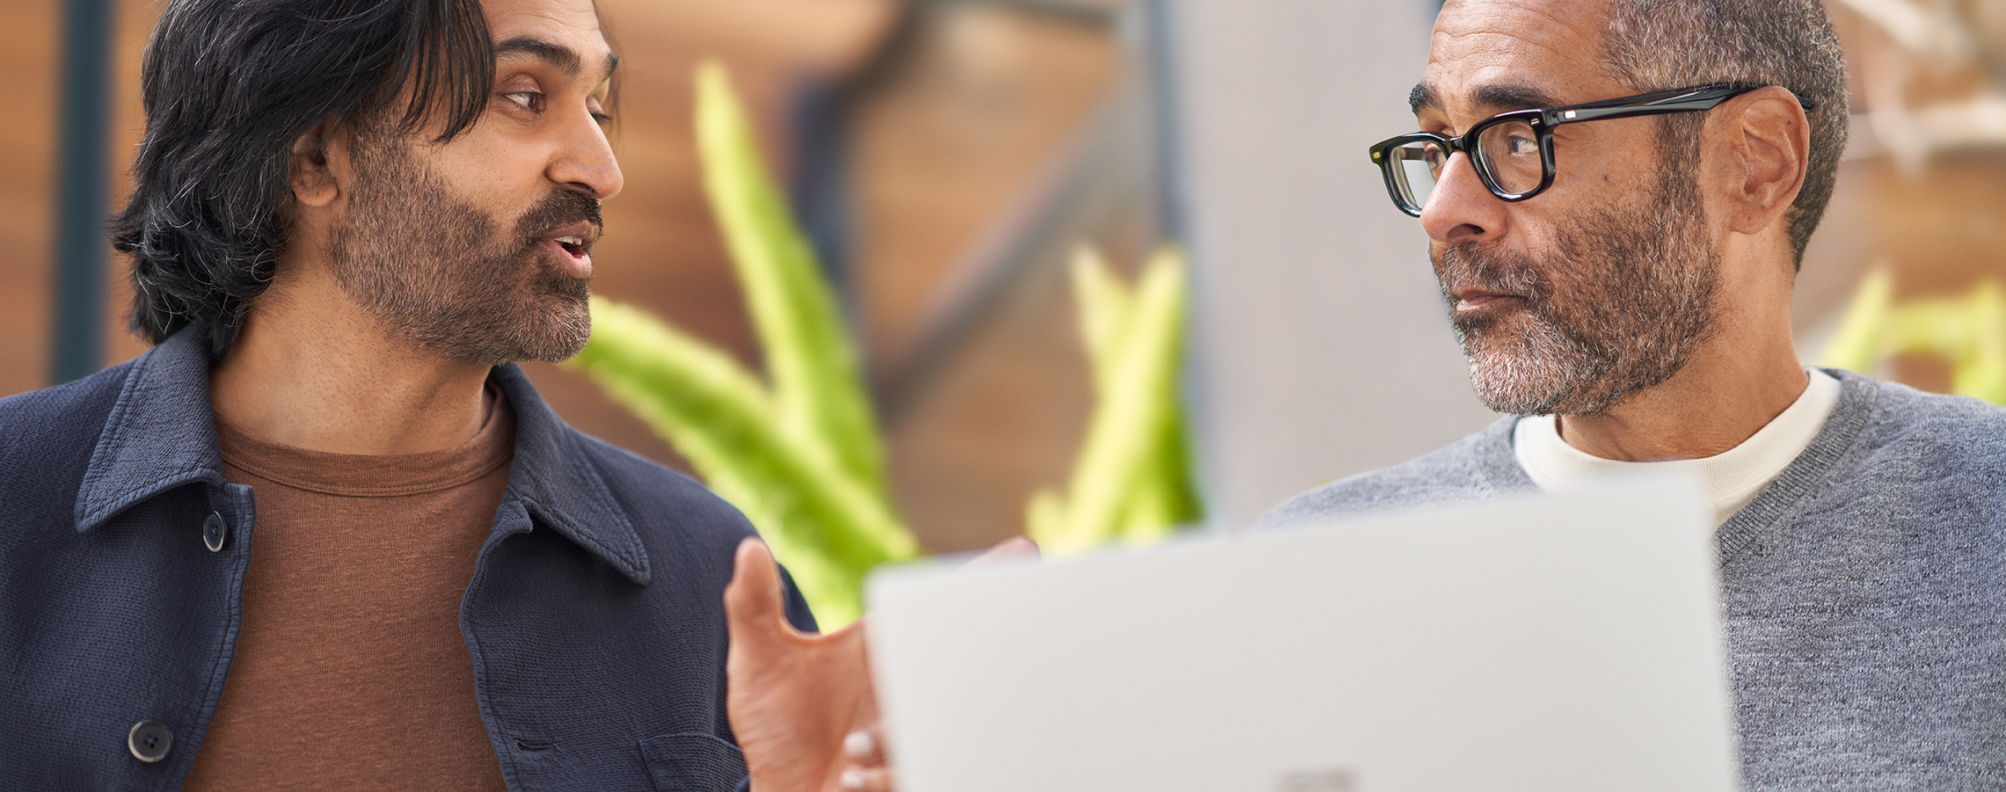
[963,535,1040,571]
[834,729,890,789]
[844,727,885,766]
[840,727,893,792]
[838,767,893,792]
[724,538,794,648]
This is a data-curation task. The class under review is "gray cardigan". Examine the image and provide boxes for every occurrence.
[1264,370,2006,790]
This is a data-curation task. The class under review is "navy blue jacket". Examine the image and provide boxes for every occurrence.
[0,326,815,791]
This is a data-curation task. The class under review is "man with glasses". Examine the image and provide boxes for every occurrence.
[1265,0,2006,787]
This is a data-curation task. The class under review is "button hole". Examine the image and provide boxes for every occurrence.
[516,740,556,752]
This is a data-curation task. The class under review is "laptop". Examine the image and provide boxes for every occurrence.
[864,474,1738,792]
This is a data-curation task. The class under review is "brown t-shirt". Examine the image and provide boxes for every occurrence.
[184,390,515,791]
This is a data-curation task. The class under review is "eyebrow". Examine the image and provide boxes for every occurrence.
[1409,82,1436,114]
[494,36,621,83]
[1408,81,1565,116]
[1473,84,1561,112]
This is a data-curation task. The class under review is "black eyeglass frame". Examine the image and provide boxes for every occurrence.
[1367,83,1816,217]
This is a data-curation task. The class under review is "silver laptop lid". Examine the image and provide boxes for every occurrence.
[866,473,1737,792]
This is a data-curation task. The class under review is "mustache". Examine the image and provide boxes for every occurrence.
[1435,242,1547,301]
[515,188,603,247]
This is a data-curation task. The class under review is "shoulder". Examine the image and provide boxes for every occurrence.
[1259,417,1532,530]
[555,427,818,629]
[563,429,759,544]
[1826,373,2006,496]
[490,362,760,555]
[0,363,135,499]
[1829,371,2006,467]
[0,362,132,441]
[1858,373,2006,442]
[1733,371,2006,540]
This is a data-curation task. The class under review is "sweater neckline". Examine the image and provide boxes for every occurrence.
[1488,368,1879,565]
[1710,369,1879,563]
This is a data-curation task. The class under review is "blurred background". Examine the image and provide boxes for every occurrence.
[4,0,2004,551]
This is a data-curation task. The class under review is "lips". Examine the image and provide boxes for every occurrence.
[1452,287,1525,312]
[540,219,600,279]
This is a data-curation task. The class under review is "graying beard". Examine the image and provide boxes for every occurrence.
[1462,317,1582,416]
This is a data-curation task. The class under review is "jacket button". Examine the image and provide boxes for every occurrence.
[128,720,173,763]
[202,512,227,552]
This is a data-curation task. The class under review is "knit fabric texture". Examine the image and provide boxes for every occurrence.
[1261,370,2006,790]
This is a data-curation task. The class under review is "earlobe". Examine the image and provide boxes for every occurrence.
[1724,89,1810,235]
[289,122,342,209]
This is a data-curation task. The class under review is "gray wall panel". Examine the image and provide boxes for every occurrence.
[1174,0,1498,528]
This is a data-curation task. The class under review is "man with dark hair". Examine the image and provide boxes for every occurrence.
[1268,0,2006,787]
[0,0,886,788]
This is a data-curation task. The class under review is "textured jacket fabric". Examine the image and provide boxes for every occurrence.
[0,325,815,791]
[1263,370,2006,790]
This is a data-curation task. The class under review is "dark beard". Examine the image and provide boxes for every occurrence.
[326,131,602,366]
[1433,164,1720,416]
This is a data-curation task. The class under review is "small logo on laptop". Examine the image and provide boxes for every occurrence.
[1277,766,1359,792]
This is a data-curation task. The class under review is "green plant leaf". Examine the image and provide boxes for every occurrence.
[1894,297,1974,362]
[1817,269,2006,408]
[1072,247,1134,379]
[1036,246,1200,555]
[568,297,914,624]
[1819,267,1893,372]
[695,62,889,497]
[1951,281,2006,404]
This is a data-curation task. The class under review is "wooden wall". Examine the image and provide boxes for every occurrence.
[0,0,1127,553]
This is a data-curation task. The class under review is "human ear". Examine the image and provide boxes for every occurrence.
[288,121,344,209]
[1718,86,1810,236]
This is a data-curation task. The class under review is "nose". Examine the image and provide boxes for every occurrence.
[548,108,624,200]
[1418,150,1506,246]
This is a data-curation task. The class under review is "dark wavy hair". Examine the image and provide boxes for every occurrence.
[111,0,495,357]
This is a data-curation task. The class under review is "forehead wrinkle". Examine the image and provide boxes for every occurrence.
[1440,0,1609,43]
[1429,0,1618,98]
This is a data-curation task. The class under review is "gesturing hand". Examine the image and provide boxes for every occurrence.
[724,536,1041,792]
[725,539,879,792]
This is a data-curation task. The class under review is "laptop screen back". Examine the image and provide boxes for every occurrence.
[866,475,1738,792]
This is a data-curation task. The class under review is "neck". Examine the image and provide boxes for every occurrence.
[210,266,493,456]
[1556,311,1806,462]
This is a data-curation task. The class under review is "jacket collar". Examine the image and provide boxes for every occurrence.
[75,325,231,532]
[489,363,650,585]
[74,325,651,586]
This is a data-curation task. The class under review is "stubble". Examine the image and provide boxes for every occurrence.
[1436,161,1720,416]
[327,130,600,367]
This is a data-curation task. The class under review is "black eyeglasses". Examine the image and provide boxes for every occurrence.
[1367,83,1815,217]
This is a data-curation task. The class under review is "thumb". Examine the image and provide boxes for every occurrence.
[725,538,795,649]
[964,535,1040,571]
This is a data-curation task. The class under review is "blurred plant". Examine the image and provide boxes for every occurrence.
[568,63,914,627]
[1819,267,2006,404]
[1026,247,1204,557]
[567,62,1203,626]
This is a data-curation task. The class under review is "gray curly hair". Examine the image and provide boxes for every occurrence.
[1601,0,1850,270]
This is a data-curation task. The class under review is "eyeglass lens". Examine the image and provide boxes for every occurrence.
[1387,120,1545,211]
[1388,142,1446,211]
[1473,120,1543,195]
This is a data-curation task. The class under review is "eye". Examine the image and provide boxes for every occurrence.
[1507,133,1538,155]
[502,91,544,113]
